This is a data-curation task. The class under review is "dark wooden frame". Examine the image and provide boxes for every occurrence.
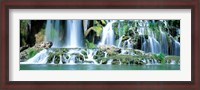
[0,0,199,90]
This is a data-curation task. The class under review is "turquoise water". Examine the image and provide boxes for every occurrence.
[20,64,180,70]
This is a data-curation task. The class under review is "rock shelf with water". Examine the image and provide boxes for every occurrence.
[20,20,180,69]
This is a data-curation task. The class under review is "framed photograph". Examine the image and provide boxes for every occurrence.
[1,0,199,90]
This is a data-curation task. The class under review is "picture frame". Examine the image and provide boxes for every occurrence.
[0,0,199,90]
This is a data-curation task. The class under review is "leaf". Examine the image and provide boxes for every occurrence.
[100,20,106,25]
[85,40,96,48]
[92,26,103,37]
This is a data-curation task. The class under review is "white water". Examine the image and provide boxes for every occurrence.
[65,20,84,48]
[140,21,161,53]
[63,54,68,63]
[45,20,85,48]
[171,38,180,56]
[104,52,108,58]
[59,55,63,64]
[117,36,123,48]
[50,56,55,64]
[21,49,48,64]
[159,27,168,55]
[122,38,133,49]
[142,36,161,53]
[107,59,113,65]
[45,20,62,48]
[21,20,180,65]
[66,55,76,65]
[99,20,116,45]
[127,38,132,49]
[170,60,176,64]
[85,49,98,64]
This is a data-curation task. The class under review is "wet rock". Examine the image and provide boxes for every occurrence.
[20,51,28,62]
[122,36,130,41]
[43,41,53,49]
[20,44,29,52]
[134,49,145,56]
[112,59,121,65]
[34,41,53,49]
[135,60,144,65]
[98,45,121,55]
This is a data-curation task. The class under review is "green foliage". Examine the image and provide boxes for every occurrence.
[92,26,102,37]
[112,22,120,38]
[153,53,165,64]
[20,20,30,46]
[149,22,159,31]
[100,20,106,25]
[85,40,96,48]
[47,52,54,63]
[62,48,68,53]
[27,48,38,59]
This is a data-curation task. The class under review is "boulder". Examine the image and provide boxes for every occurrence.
[35,41,53,49]
[98,45,121,55]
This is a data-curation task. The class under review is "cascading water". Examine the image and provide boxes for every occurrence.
[142,20,161,53]
[85,49,98,64]
[20,20,180,66]
[45,20,85,48]
[141,29,161,53]
[99,20,116,45]
[127,38,132,49]
[170,37,180,56]
[59,55,63,64]
[63,54,68,63]
[65,20,85,48]
[118,21,121,37]
[51,55,55,64]
[159,26,168,55]
[107,59,113,65]
[21,49,49,64]
[45,20,62,48]
[117,36,123,48]
[104,52,108,58]
[67,55,76,65]
[45,20,51,41]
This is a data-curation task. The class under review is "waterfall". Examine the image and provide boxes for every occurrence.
[54,20,60,31]
[127,38,132,49]
[170,60,176,64]
[20,20,180,65]
[117,36,123,48]
[122,38,132,49]
[118,21,121,37]
[45,20,51,41]
[50,55,55,64]
[20,49,48,64]
[65,20,84,48]
[104,52,108,58]
[65,49,80,64]
[45,20,62,48]
[159,27,168,55]
[142,36,161,53]
[85,49,98,64]
[170,38,180,56]
[63,54,68,63]
[99,20,116,45]
[121,49,127,55]
[59,55,63,64]
[140,21,161,54]
[45,20,85,48]
[153,59,158,64]
[67,55,76,65]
